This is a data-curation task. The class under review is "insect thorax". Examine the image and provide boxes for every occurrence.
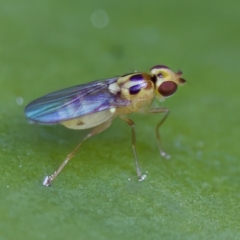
[109,73,155,114]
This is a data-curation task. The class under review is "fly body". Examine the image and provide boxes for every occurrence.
[25,65,186,186]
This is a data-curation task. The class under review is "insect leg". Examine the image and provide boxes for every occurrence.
[119,115,146,181]
[43,118,113,186]
[146,108,170,159]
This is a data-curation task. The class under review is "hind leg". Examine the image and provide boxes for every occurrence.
[43,118,113,186]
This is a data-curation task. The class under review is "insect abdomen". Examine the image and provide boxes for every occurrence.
[60,109,115,130]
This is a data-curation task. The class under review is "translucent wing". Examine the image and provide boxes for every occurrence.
[25,77,130,124]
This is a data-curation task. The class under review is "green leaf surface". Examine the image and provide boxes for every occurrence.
[1,0,240,239]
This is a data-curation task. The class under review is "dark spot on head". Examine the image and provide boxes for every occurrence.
[129,84,141,95]
[150,65,170,71]
[158,81,177,97]
[129,74,144,82]
[151,75,157,84]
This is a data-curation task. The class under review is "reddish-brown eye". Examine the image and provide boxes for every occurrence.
[158,81,177,97]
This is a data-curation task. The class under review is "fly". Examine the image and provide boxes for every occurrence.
[25,65,186,186]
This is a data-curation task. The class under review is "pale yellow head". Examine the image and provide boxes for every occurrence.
[150,65,186,99]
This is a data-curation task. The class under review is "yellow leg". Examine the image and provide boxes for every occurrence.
[120,116,146,181]
[146,108,170,159]
[43,118,113,186]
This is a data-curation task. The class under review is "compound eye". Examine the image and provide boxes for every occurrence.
[158,81,177,97]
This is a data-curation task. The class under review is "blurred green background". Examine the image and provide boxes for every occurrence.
[1,0,240,239]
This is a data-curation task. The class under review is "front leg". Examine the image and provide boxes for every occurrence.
[145,107,170,159]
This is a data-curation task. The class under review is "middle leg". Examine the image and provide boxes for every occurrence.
[119,115,146,181]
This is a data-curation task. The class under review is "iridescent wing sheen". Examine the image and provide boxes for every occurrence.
[25,77,130,124]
